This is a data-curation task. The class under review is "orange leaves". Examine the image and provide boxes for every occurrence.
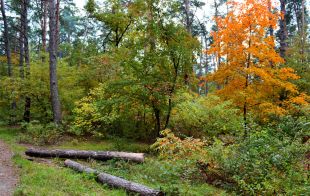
[208,0,306,120]
[289,93,309,106]
[278,68,300,80]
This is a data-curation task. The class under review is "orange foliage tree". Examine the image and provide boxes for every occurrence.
[207,0,307,131]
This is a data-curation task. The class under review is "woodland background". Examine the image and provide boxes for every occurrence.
[0,0,309,195]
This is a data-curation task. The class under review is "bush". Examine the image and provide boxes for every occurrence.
[19,121,64,145]
[151,129,209,184]
[71,82,156,139]
[206,130,309,194]
[271,107,310,140]
[71,84,119,136]
[151,129,207,160]
[171,93,242,137]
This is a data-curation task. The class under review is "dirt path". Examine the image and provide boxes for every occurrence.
[0,140,18,196]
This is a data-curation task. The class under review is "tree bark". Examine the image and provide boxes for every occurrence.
[48,0,62,124]
[23,0,30,76]
[300,0,305,63]
[19,1,25,79]
[214,0,221,90]
[184,0,192,34]
[22,0,31,122]
[25,149,145,163]
[41,0,48,60]
[279,0,288,58]
[293,1,302,34]
[267,0,274,37]
[1,0,17,124]
[64,160,163,196]
[0,0,12,77]
[55,0,60,48]
[153,106,161,137]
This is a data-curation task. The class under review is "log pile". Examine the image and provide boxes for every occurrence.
[25,149,144,163]
[64,159,163,196]
[25,149,163,194]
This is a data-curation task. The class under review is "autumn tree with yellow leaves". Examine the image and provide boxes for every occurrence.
[208,0,307,131]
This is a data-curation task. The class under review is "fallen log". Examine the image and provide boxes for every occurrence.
[25,149,144,163]
[64,159,163,196]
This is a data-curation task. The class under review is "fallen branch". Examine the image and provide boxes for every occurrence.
[64,159,164,196]
[25,149,144,163]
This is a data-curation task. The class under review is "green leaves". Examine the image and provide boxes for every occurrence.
[206,129,309,194]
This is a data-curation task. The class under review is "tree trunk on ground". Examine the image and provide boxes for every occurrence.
[48,0,62,124]
[25,149,145,163]
[0,0,12,77]
[64,159,163,196]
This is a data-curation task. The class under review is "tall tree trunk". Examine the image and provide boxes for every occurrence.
[300,0,305,63]
[244,27,252,137]
[184,0,191,34]
[23,0,30,76]
[293,1,302,34]
[154,107,161,137]
[205,36,209,96]
[48,0,62,124]
[41,0,48,61]
[267,0,275,68]
[22,0,31,122]
[214,0,221,90]
[55,0,60,48]
[19,1,25,79]
[268,0,274,37]
[279,0,288,58]
[183,0,192,86]
[1,0,12,77]
[1,0,16,124]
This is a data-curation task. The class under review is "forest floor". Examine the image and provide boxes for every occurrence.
[0,127,227,195]
[0,139,18,196]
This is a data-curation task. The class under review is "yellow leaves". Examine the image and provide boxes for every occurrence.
[151,129,207,161]
[256,103,287,122]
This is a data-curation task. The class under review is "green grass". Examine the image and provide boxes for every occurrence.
[0,127,227,196]
[56,137,150,153]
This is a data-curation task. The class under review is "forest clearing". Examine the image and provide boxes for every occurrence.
[0,0,309,195]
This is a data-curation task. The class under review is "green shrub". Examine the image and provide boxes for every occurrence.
[71,83,156,139]
[206,130,309,194]
[71,84,119,136]
[272,108,310,140]
[171,93,242,137]
[19,121,64,145]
